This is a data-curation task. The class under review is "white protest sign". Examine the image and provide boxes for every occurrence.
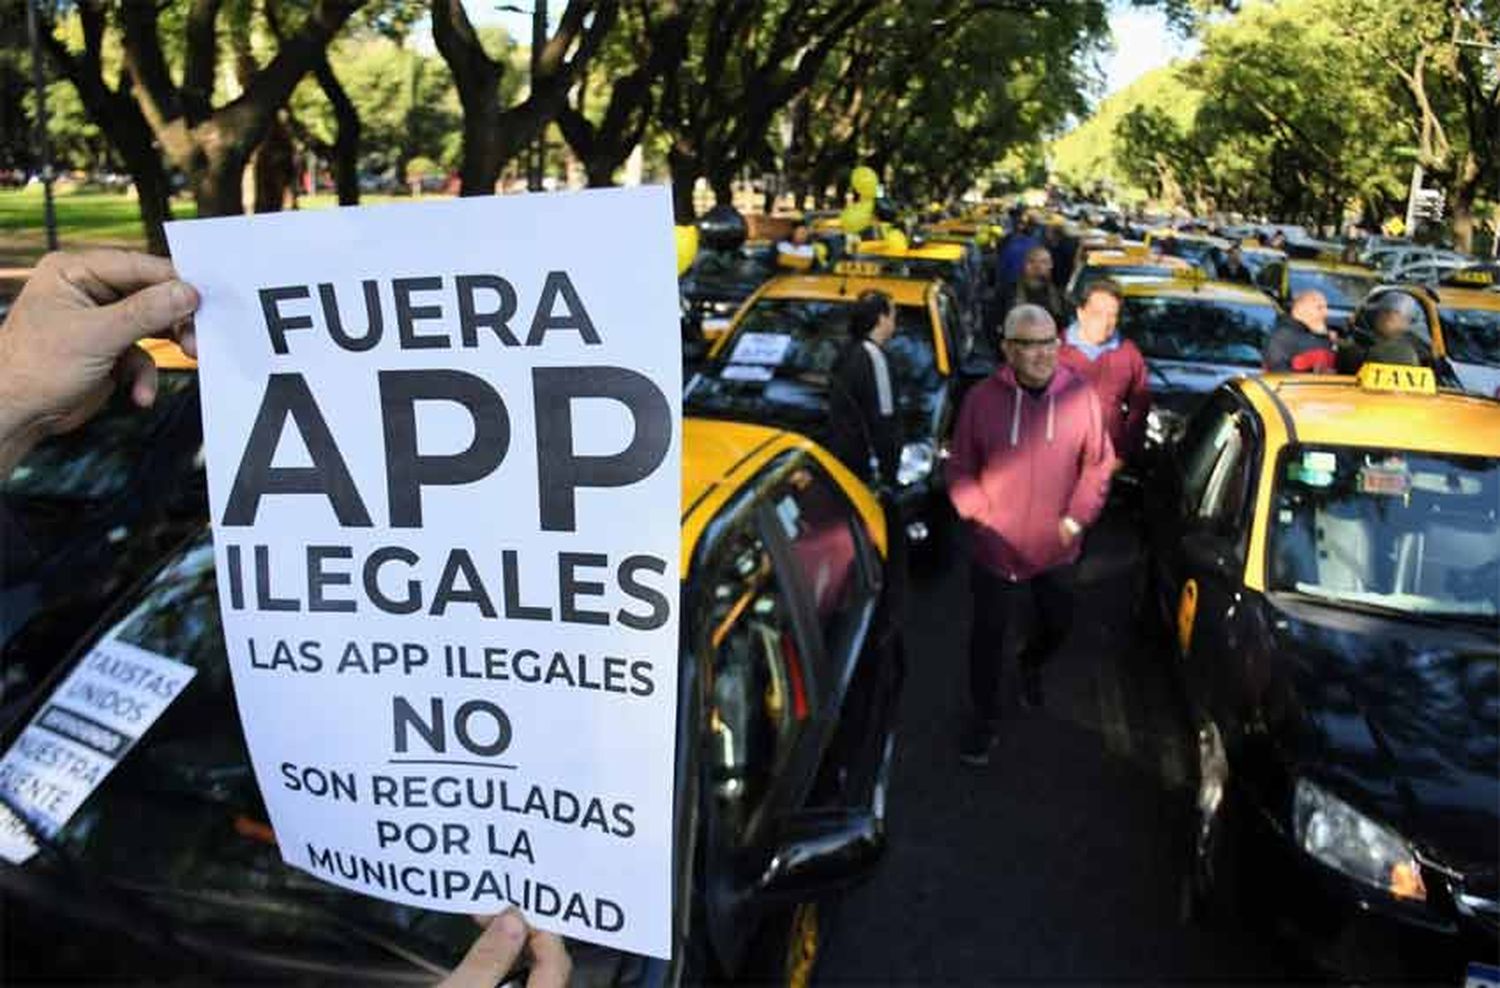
[0,639,197,864]
[728,331,794,366]
[166,188,681,958]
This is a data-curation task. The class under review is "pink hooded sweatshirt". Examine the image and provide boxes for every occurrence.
[946,364,1114,580]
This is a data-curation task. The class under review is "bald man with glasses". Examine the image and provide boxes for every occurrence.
[946,304,1115,766]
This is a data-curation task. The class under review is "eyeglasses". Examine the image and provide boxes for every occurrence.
[1004,336,1060,350]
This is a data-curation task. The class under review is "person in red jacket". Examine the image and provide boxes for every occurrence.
[1057,278,1150,466]
[947,304,1115,766]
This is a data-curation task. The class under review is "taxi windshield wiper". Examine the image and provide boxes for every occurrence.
[1278,588,1493,627]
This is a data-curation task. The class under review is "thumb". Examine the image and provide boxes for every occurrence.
[88,279,200,355]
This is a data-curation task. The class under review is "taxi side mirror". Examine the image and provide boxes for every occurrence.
[753,808,884,902]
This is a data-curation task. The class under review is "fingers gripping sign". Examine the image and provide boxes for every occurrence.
[438,910,572,988]
[0,249,200,473]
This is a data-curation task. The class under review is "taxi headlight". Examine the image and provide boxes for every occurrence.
[1146,406,1186,447]
[897,441,936,487]
[1293,779,1426,901]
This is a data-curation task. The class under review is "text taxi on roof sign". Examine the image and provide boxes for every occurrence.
[0,416,903,986]
[1144,362,1500,983]
[685,266,972,552]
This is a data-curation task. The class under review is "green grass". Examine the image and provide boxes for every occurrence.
[0,186,426,261]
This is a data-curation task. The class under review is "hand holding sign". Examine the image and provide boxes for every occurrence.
[0,249,199,472]
[437,910,570,988]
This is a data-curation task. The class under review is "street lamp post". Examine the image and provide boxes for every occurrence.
[26,0,59,250]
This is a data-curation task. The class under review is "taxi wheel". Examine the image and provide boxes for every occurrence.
[744,901,822,988]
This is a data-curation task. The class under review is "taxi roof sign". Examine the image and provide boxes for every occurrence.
[834,259,884,276]
[1357,363,1436,394]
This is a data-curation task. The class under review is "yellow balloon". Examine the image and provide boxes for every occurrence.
[674,224,699,275]
[851,166,879,200]
[839,200,875,234]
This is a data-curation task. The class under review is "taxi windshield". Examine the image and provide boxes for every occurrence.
[1287,269,1377,309]
[2,373,195,502]
[1268,445,1500,620]
[710,297,940,396]
[1438,307,1500,367]
[1117,296,1276,366]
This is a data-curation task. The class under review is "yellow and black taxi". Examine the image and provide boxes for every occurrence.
[0,339,203,700]
[1348,277,1500,397]
[1148,365,1500,981]
[1065,246,1196,303]
[849,235,985,345]
[1142,229,1230,274]
[1111,277,1282,454]
[684,270,968,548]
[1253,258,1377,332]
[0,418,902,987]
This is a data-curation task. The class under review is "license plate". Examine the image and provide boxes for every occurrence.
[1466,961,1500,988]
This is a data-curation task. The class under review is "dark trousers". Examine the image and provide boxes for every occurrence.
[968,562,1076,720]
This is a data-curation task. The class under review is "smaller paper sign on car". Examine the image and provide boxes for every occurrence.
[0,639,197,864]
[166,188,681,958]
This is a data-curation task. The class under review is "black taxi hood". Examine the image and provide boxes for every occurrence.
[684,369,938,446]
[1268,592,1500,875]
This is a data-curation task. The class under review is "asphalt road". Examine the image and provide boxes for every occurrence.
[818,506,1315,985]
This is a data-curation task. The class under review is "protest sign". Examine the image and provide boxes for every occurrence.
[166,187,681,958]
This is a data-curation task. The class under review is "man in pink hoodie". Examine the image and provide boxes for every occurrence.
[1056,279,1150,465]
[947,304,1115,765]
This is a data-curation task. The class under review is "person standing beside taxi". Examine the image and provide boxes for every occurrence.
[826,289,900,488]
[947,304,1114,765]
[1057,279,1149,466]
[1264,290,1337,372]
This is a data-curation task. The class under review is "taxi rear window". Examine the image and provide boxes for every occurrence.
[714,298,940,395]
[1268,446,1500,620]
[1286,269,1376,308]
[1438,308,1500,367]
[1117,297,1276,367]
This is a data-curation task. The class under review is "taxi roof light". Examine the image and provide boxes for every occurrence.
[1355,363,1436,395]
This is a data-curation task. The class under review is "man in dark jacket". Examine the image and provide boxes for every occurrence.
[1264,290,1337,373]
[826,290,900,488]
[1002,245,1068,332]
[1216,243,1254,285]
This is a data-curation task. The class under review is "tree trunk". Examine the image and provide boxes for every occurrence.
[253,114,296,212]
[316,57,360,206]
[196,146,250,217]
[584,158,616,187]
[710,172,733,207]
[669,147,699,223]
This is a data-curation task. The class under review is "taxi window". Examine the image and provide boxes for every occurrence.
[1286,268,1377,309]
[1438,308,1500,367]
[700,512,808,842]
[1268,446,1500,619]
[1178,401,1239,516]
[1195,422,1253,541]
[769,463,879,700]
[936,289,966,359]
[2,532,478,970]
[1118,297,1276,367]
[2,372,196,502]
[722,298,940,396]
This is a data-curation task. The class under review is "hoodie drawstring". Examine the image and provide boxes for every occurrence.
[1010,384,1022,447]
[1012,384,1057,445]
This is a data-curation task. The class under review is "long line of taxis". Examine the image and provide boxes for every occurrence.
[684,264,971,550]
[1148,363,1499,982]
[0,418,903,986]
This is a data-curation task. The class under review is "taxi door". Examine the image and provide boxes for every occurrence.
[1155,389,1261,729]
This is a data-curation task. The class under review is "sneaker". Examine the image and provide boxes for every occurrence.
[958,719,998,766]
[1020,666,1044,710]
